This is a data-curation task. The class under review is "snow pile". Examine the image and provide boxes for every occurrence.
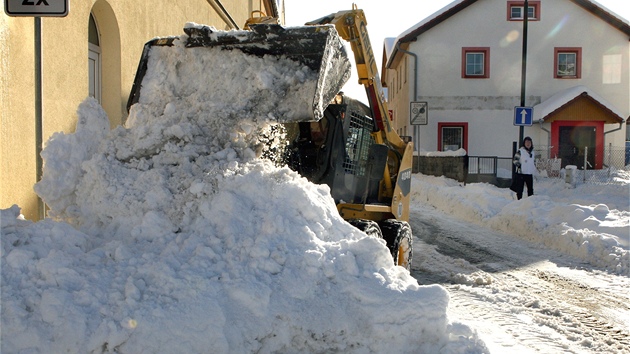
[411,174,630,274]
[2,30,486,353]
[416,148,467,157]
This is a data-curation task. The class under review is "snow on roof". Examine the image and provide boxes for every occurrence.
[533,85,626,121]
[383,37,396,60]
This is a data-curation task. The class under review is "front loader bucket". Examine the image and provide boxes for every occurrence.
[127,23,351,122]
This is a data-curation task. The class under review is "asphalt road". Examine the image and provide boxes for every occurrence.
[409,205,630,353]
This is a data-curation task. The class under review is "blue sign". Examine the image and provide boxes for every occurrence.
[514,106,533,126]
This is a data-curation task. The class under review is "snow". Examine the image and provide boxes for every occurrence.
[1,28,485,353]
[416,148,467,157]
[533,85,626,121]
[2,24,629,354]
[411,173,630,275]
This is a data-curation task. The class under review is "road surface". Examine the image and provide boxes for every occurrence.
[409,205,630,353]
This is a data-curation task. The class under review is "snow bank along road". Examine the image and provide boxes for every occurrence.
[409,205,630,353]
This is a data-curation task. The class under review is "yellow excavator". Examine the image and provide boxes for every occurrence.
[284,6,414,269]
[127,6,414,269]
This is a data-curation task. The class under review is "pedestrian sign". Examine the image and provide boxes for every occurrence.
[514,106,533,126]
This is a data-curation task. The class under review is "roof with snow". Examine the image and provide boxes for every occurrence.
[385,0,630,68]
[533,85,626,123]
[383,37,396,63]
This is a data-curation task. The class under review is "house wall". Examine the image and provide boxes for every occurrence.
[388,0,629,158]
[390,57,411,138]
[1,0,282,220]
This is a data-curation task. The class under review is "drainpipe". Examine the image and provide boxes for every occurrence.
[395,42,417,100]
[538,119,550,148]
[604,120,626,169]
[603,120,625,136]
[35,17,44,219]
[206,0,240,29]
[395,41,418,152]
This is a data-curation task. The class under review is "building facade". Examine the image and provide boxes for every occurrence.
[1,0,284,220]
[383,0,629,169]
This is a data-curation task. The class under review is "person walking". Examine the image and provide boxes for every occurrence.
[512,137,536,200]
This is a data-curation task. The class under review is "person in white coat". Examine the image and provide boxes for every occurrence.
[512,136,536,200]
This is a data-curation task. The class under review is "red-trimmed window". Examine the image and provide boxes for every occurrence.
[507,1,541,21]
[554,47,582,79]
[462,47,490,78]
[438,123,468,152]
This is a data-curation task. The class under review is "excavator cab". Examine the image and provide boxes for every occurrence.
[285,94,388,207]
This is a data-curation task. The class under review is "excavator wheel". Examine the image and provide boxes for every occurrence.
[348,219,382,239]
[379,219,413,270]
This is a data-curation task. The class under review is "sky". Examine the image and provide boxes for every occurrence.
[284,0,630,102]
[1,22,628,352]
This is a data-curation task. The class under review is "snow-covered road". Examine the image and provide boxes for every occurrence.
[409,205,630,353]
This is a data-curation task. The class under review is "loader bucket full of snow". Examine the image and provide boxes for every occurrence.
[126,23,352,122]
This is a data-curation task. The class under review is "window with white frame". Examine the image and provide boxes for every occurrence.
[438,123,468,152]
[555,47,581,79]
[462,47,490,78]
[508,1,540,21]
[392,77,396,98]
[404,57,407,83]
[88,13,101,103]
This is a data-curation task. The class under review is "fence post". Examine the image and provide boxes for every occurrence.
[583,146,588,182]
[608,143,612,177]
[512,142,517,181]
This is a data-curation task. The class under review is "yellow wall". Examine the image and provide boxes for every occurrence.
[384,53,411,139]
[1,0,280,220]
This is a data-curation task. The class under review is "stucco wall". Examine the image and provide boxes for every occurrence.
[1,0,274,220]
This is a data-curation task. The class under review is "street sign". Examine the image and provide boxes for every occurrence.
[410,101,428,125]
[5,0,69,17]
[514,106,533,126]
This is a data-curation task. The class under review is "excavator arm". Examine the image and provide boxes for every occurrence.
[306,5,413,216]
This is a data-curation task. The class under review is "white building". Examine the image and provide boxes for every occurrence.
[383,0,629,170]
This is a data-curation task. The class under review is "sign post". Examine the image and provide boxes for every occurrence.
[5,0,69,219]
[519,0,529,144]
